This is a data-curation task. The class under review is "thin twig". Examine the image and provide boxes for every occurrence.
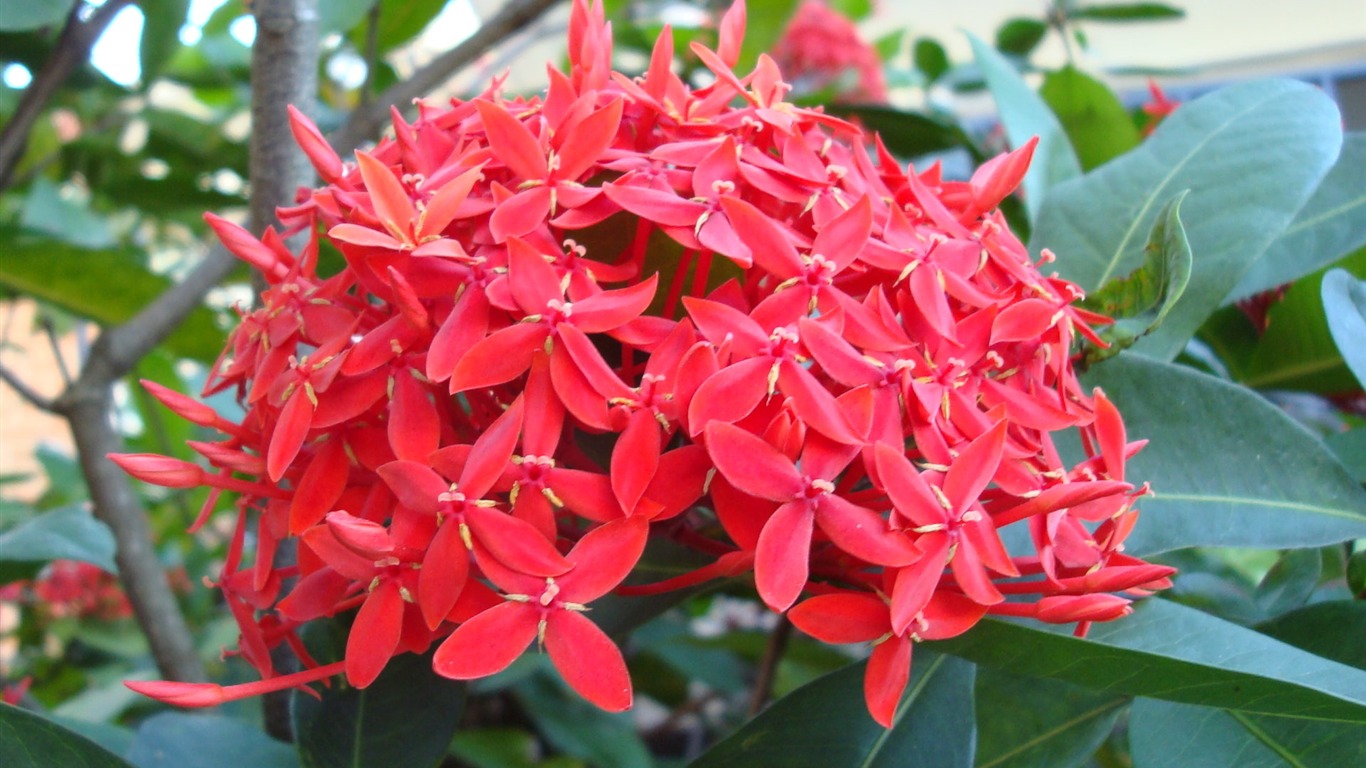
[0,0,134,192]
[0,361,55,411]
[358,2,381,108]
[328,0,561,155]
[747,614,793,718]
[40,318,73,386]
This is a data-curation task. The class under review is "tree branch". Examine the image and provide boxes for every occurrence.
[328,0,561,156]
[0,361,55,411]
[0,0,134,192]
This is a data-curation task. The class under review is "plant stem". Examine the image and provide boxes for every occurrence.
[747,614,793,718]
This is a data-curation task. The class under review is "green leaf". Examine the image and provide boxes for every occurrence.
[1253,549,1322,618]
[1257,601,1366,671]
[1068,3,1185,21]
[913,38,949,83]
[450,728,576,768]
[1347,552,1366,597]
[20,178,116,249]
[737,0,801,74]
[1322,268,1366,387]
[1200,250,1366,393]
[929,598,1366,722]
[361,0,448,52]
[1326,430,1366,484]
[0,0,76,32]
[974,669,1126,768]
[830,0,873,20]
[1032,79,1342,360]
[139,0,191,84]
[994,18,1047,57]
[0,505,117,583]
[515,673,651,768]
[1039,65,1141,170]
[127,713,298,768]
[0,703,135,768]
[1131,698,1366,767]
[829,106,974,159]
[690,651,975,768]
[1233,133,1366,300]
[1082,353,1366,554]
[291,650,466,768]
[320,0,379,35]
[1081,191,1191,364]
[0,228,224,363]
[967,33,1081,222]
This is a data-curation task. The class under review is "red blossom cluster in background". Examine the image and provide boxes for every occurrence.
[114,0,1171,726]
[0,561,132,622]
[771,1,888,104]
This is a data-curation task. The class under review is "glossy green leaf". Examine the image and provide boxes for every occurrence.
[515,673,651,768]
[1081,191,1191,365]
[0,505,117,583]
[830,106,974,159]
[691,651,975,768]
[1253,549,1322,618]
[913,38,949,83]
[967,33,1081,222]
[348,0,446,53]
[0,704,134,768]
[1347,552,1366,597]
[1032,79,1342,360]
[1068,3,1185,21]
[929,598,1366,722]
[1322,268,1366,387]
[974,669,1126,768]
[1233,134,1366,300]
[127,713,298,768]
[1083,354,1366,554]
[994,18,1047,57]
[1130,698,1366,768]
[1040,65,1141,170]
[20,178,115,249]
[139,0,190,84]
[0,229,224,363]
[1201,251,1366,393]
[0,0,76,32]
[1326,430,1366,484]
[291,650,466,768]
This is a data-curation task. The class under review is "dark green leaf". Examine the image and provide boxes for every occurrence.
[974,669,1126,768]
[0,228,224,363]
[1130,699,1366,767]
[0,703,134,768]
[319,0,379,35]
[912,38,949,83]
[1257,601,1366,671]
[1082,354,1366,554]
[1081,191,1191,364]
[1032,79,1342,360]
[1253,549,1322,618]
[1322,268,1366,387]
[1068,3,1185,21]
[515,673,651,768]
[690,651,975,768]
[0,0,76,32]
[1200,251,1366,393]
[829,106,973,158]
[1234,134,1366,300]
[967,33,1081,221]
[929,598,1366,722]
[0,505,117,583]
[995,18,1047,57]
[291,650,466,768]
[139,0,191,84]
[360,0,451,53]
[127,713,298,768]
[1040,64,1141,170]
[450,728,578,768]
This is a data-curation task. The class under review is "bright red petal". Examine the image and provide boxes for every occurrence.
[432,602,539,679]
[545,610,632,711]
[345,580,404,688]
[754,500,814,612]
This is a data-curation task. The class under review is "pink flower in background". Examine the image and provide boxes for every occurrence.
[772,1,888,103]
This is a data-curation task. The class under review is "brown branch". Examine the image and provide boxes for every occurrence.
[0,0,134,192]
[328,0,562,155]
[0,361,55,411]
[747,614,793,718]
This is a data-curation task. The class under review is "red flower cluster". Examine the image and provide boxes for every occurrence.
[116,0,1170,726]
[0,560,132,621]
[771,1,888,104]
